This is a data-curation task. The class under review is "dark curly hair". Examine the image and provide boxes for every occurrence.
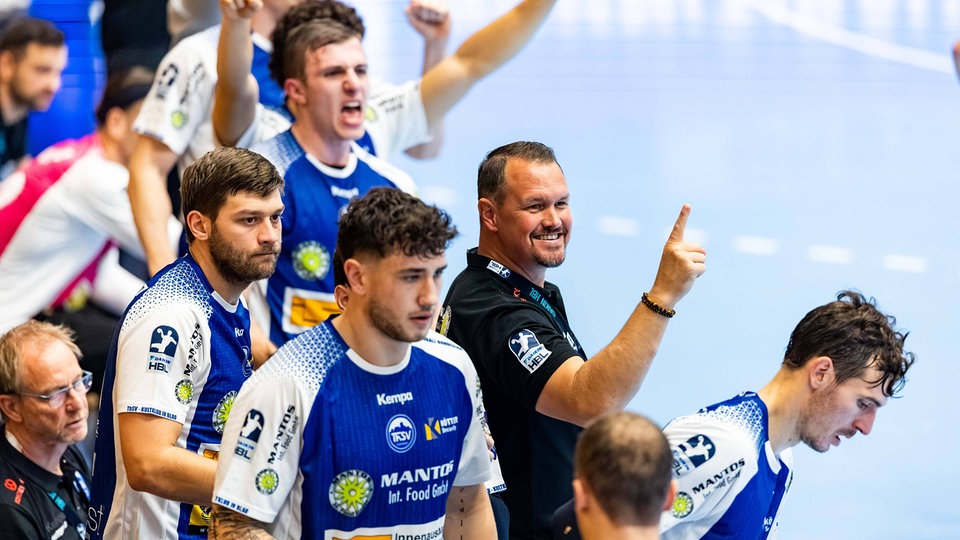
[783,290,915,397]
[334,188,457,286]
[269,0,365,88]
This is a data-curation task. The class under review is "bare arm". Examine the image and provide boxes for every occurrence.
[128,134,180,276]
[213,0,261,147]
[403,0,451,160]
[419,0,556,130]
[118,413,217,505]
[210,505,276,539]
[535,205,706,426]
[443,484,495,539]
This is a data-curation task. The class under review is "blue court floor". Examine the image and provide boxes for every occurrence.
[366,1,959,538]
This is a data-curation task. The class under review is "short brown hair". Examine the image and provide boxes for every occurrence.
[783,290,915,397]
[574,411,672,527]
[477,141,560,205]
[0,17,64,59]
[333,188,457,286]
[0,320,81,402]
[179,147,285,242]
[270,1,364,87]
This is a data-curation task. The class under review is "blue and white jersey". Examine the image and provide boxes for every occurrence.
[249,131,416,345]
[87,254,253,540]
[660,392,793,540]
[213,324,492,539]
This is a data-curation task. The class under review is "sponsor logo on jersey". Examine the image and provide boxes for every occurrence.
[187,503,212,535]
[267,405,299,464]
[380,461,455,488]
[330,185,360,200]
[4,478,25,506]
[364,106,378,122]
[485,260,511,278]
[148,325,179,373]
[330,469,374,517]
[564,331,579,351]
[185,324,201,376]
[241,346,253,377]
[292,240,330,281]
[691,458,746,500]
[175,379,194,404]
[424,416,458,441]
[255,469,279,495]
[436,305,452,335]
[386,414,416,453]
[234,409,265,461]
[377,391,414,406]
[155,63,178,100]
[508,329,551,373]
[171,110,187,129]
[672,491,694,518]
[672,434,717,476]
[213,391,237,433]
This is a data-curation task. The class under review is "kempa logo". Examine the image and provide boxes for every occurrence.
[377,391,414,406]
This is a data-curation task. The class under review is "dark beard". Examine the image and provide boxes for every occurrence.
[208,228,279,286]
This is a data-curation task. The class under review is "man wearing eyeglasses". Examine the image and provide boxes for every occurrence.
[0,320,92,540]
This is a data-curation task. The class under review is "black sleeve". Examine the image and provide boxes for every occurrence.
[0,503,44,540]
[478,304,582,409]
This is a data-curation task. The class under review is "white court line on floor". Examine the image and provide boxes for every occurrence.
[745,0,953,74]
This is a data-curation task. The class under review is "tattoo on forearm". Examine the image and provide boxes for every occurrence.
[209,505,274,540]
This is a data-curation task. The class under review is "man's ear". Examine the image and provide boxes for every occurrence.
[478,198,498,232]
[573,478,590,514]
[663,479,678,511]
[808,356,835,391]
[185,210,211,242]
[0,394,23,424]
[343,258,367,295]
[103,106,127,142]
[283,77,306,107]
[0,50,14,83]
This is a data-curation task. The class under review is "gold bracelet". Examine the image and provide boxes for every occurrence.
[641,292,675,318]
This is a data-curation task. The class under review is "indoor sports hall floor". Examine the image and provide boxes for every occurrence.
[365,1,959,537]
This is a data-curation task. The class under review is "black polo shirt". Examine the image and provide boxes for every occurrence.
[0,427,90,540]
[0,114,26,179]
[439,249,587,540]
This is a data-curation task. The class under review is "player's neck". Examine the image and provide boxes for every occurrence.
[758,369,805,454]
[579,515,659,540]
[189,245,246,304]
[332,310,410,368]
[290,122,352,168]
[0,84,26,126]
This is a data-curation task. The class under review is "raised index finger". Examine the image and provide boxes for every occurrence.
[668,203,691,242]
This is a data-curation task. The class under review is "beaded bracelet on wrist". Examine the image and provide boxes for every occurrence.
[641,292,675,318]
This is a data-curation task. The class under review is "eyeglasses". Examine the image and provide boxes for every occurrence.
[17,371,93,408]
